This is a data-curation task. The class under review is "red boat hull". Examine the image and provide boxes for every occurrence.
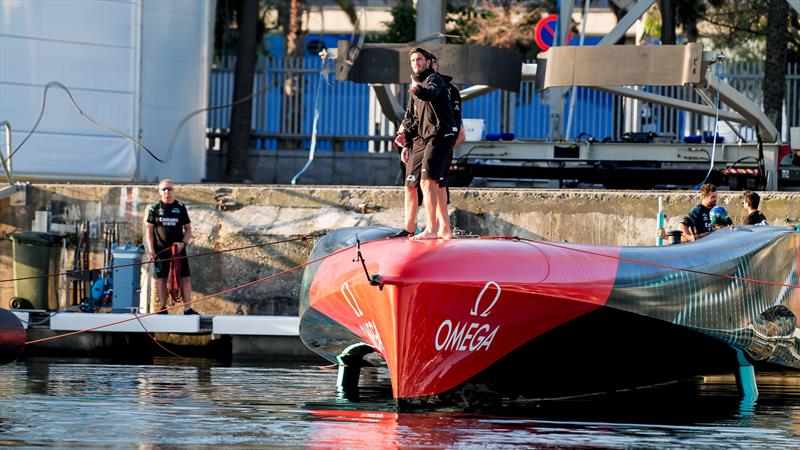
[300,226,800,408]
[0,308,25,365]
[307,235,621,400]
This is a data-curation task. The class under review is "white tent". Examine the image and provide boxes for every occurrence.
[0,0,214,183]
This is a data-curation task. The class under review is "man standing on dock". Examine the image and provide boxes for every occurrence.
[145,179,197,315]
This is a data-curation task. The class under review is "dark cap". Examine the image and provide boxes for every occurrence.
[408,47,433,60]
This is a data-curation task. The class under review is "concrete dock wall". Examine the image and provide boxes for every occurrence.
[205,150,401,185]
[3,184,800,314]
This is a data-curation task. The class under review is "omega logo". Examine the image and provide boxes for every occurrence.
[435,281,501,352]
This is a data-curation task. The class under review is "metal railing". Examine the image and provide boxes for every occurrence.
[208,57,800,150]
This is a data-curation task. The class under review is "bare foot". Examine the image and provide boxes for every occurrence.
[438,229,453,240]
[411,230,438,240]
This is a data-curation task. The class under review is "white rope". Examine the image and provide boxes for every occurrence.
[697,59,724,188]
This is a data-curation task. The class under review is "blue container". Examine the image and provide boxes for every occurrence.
[703,133,724,144]
[683,135,702,144]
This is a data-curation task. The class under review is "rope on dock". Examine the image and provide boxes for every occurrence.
[23,239,351,346]
[0,233,324,284]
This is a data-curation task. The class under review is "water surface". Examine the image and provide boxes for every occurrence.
[2,358,800,448]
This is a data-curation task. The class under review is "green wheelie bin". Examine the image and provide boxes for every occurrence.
[9,232,62,311]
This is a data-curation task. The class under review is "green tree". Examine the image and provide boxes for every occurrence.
[463,1,547,58]
[215,0,279,181]
[333,0,358,26]
[660,0,677,44]
[372,0,555,58]
[214,0,274,64]
[764,0,789,132]
[704,0,798,135]
[676,0,725,42]
[704,0,799,61]
[226,0,260,181]
[213,0,318,166]
[370,2,416,43]
[367,0,417,43]
[642,0,724,44]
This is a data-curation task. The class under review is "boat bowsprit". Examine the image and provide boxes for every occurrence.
[0,308,26,365]
[298,226,800,409]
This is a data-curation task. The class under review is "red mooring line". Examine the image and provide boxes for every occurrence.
[489,236,800,290]
[23,233,800,345]
[0,235,318,284]
[24,238,351,345]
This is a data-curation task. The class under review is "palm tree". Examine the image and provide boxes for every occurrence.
[275,0,307,150]
[703,0,796,137]
[658,0,725,44]
[227,0,260,181]
[676,0,724,42]
[764,0,789,133]
[463,1,549,58]
[660,0,677,44]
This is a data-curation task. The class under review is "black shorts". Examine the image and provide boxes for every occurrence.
[153,247,191,279]
[405,134,455,188]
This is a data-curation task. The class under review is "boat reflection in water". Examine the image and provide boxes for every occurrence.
[0,308,25,365]
[302,366,800,448]
[5,359,800,447]
[299,226,800,410]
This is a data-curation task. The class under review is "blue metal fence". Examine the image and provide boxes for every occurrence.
[208,57,800,150]
[208,57,375,152]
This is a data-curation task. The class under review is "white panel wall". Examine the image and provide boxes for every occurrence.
[0,0,212,182]
[0,0,138,181]
[137,0,212,183]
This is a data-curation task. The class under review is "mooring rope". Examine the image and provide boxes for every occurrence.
[0,234,321,284]
[131,311,187,359]
[23,240,353,345]
[22,231,800,346]
[697,59,725,188]
[487,235,800,290]
[6,78,282,166]
[167,243,183,303]
[8,81,164,163]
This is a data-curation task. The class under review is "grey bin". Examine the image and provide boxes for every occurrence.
[9,232,62,311]
[111,243,145,313]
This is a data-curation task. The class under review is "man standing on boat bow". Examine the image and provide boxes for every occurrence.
[394,47,458,240]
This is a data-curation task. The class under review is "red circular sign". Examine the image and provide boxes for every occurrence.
[534,15,572,51]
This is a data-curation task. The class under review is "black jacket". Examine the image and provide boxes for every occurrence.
[401,68,457,143]
[441,74,462,131]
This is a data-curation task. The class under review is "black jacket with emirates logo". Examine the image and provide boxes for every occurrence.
[401,67,457,144]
